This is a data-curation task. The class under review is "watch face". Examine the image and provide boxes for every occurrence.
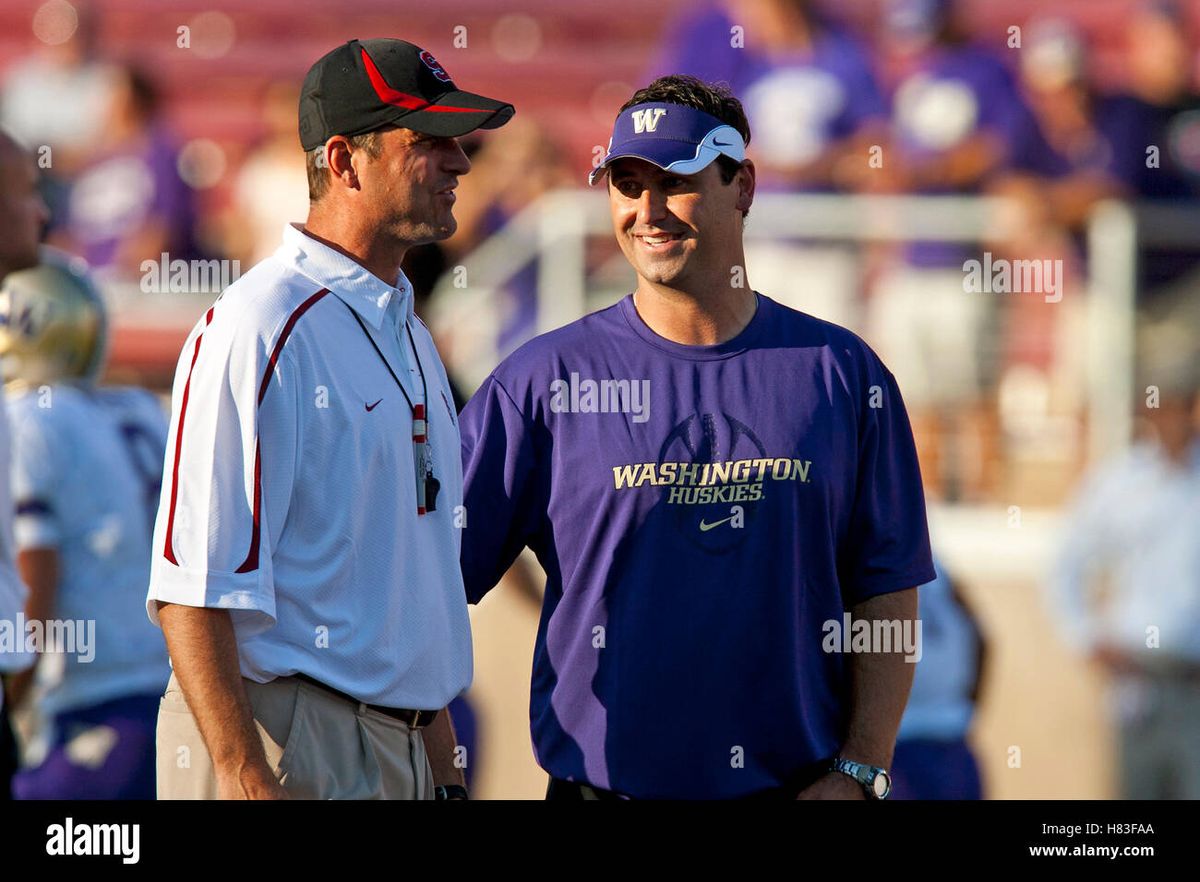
[873,770,892,799]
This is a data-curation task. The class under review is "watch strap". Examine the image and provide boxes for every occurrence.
[830,757,891,799]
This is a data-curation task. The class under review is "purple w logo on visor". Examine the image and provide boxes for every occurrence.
[589,101,746,185]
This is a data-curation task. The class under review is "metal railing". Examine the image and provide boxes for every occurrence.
[429,190,1150,464]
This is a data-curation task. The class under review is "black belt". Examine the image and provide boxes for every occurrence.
[292,673,439,729]
[546,757,834,800]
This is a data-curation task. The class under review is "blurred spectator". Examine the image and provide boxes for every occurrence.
[221,81,309,267]
[891,558,987,799]
[1104,0,1200,307]
[0,129,50,799]
[1006,18,1130,230]
[1050,336,1200,800]
[1105,1,1200,204]
[653,0,886,191]
[985,20,1115,427]
[651,2,886,330]
[446,117,572,354]
[1,251,170,799]
[0,1,115,175]
[865,0,1028,501]
[51,64,198,282]
[651,1,747,91]
[873,0,1025,198]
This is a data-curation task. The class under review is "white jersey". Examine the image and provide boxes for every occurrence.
[7,384,171,716]
[898,560,980,741]
[0,393,32,715]
[147,223,472,709]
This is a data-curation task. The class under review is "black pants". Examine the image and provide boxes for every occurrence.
[546,758,833,801]
[0,699,18,800]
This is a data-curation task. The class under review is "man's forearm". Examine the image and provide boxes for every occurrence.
[9,548,59,708]
[156,602,280,795]
[840,587,919,768]
[423,707,465,790]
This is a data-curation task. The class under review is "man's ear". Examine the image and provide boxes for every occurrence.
[325,136,359,190]
[735,159,756,215]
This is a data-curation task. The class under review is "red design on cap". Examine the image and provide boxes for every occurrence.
[361,48,476,114]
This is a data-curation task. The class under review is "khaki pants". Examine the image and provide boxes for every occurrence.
[1115,671,1200,800]
[156,673,435,800]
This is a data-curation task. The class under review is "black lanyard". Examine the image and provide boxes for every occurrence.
[347,302,440,513]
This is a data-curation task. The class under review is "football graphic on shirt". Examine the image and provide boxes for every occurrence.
[656,411,766,554]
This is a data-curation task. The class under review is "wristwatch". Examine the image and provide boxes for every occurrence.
[830,757,892,800]
[435,784,469,801]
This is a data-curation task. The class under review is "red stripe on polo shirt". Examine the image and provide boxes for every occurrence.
[236,288,330,574]
[162,306,216,565]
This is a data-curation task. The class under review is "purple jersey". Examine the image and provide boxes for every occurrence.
[1010,94,1142,190]
[1099,92,1200,200]
[891,44,1026,266]
[738,33,886,189]
[65,125,197,271]
[653,8,885,192]
[892,45,1024,176]
[651,5,749,89]
[460,293,935,799]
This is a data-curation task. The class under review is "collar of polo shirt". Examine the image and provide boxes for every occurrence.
[279,223,414,328]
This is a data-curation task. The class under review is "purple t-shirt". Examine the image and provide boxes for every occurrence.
[460,293,935,799]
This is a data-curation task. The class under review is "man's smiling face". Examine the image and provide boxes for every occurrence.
[607,156,750,290]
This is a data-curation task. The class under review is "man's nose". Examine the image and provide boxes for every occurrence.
[445,138,471,175]
[635,186,667,226]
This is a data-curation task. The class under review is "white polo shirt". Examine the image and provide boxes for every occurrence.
[147,223,471,709]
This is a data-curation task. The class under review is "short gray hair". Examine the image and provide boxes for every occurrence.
[305,130,384,202]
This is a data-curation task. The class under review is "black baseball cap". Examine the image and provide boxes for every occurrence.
[298,38,515,151]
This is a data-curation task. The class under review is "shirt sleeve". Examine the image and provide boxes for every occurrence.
[839,358,936,605]
[459,374,542,605]
[1047,465,1119,653]
[8,399,67,550]
[147,309,300,638]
